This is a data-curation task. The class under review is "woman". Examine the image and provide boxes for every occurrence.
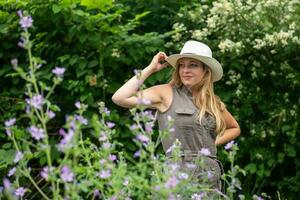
[112,40,240,192]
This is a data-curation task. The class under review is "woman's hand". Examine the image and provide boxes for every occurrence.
[148,52,169,73]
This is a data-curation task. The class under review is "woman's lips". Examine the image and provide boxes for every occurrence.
[182,76,192,79]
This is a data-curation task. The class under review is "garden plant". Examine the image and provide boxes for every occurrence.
[0,0,299,199]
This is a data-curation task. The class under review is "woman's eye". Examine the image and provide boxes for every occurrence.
[190,63,198,67]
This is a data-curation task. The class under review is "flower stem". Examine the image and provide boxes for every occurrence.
[22,168,50,200]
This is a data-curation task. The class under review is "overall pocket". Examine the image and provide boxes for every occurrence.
[175,108,196,127]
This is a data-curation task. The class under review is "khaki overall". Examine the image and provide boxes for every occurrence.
[157,85,223,191]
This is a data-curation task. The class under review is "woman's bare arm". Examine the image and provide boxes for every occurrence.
[112,52,168,109]
[215,108,241,146]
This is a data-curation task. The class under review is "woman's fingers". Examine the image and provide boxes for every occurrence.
[148,52,169,72]
[157,52,168,63]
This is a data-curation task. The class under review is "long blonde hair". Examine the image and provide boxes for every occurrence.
[169,62,226,136]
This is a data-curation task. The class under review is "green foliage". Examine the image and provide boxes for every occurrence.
[167,0,300,199]
[1,25,243,198]
[1,0,300,199]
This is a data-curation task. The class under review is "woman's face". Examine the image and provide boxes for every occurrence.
[177,58,205,88]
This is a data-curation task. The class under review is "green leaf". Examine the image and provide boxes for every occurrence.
[134,11,151,21]
[267,158,275,167]
[58,54,71,63]
[277,152,285,163]
[39,156,47,165]
[2,143,12,149]
[244,163,257,174]
[69,56,79,65]
[285,145,296,157]
[281,125,291,132]
[80,0,113,11]
[88,60,98,68]
[52,4,62,14]
[0,149,15,165]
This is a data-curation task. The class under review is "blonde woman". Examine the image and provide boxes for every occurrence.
[112,40,240,191]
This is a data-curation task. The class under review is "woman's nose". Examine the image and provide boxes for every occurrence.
[182,66,190,73]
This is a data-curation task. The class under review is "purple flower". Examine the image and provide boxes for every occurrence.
[107,122,115,128]
[99,159,107,164]
[25,105,30,114]
[137,98,151,105]
[19,15,33,29]
[52,67,66,77]
[93,189,100,198]
[104,107,110,115]
[109,154,117,161]
[28,125,45,140]
[225,140,235,150]
[191,192,205,200]
[168,163,179,172]
[99,133,108,142]
[17,10,33,30]
[14,187,27,197]
[69,119,77,130]
[145,122,153,132]
[102,142,111,149]
[123,178,129,186]
[5,129,12,136]
[178,172,188,180]
[255,196,264,200]
[169,127,175,132]
[134,149,141,158]
[133,69,141,75]
[47,111,56,119]
[14,151,23,163]
[185,163,197,169]
[59,128,67,136]
[5,118,16,127]
[207,171,214,180]
[4,118,16,136]
[11,58,18,69]
[129,124,138,130]
[60,166,74,183]
[75,101,81,109]
[41,166,53,181]
[17,10,23,18]
[136,134,149,144]
[75,115,88,125]
[165,176,179,189]
[166,143,178,154]
[3,178,11,190]
[99,170,111,179]
[141,110,155,120]
[58,129,74,152]
[154,185,161,191]
[8,167,16,177]
[18,36,26,48]
[200,147,211,156]
[26,94,44,109]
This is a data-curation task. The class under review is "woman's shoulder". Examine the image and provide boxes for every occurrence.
[150,83,173,92]
[160,83,173,89]
[150,84,173,112]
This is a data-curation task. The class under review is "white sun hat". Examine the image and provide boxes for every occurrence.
[166,40,223,82]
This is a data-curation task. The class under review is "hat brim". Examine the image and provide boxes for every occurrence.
[165,54,223,82]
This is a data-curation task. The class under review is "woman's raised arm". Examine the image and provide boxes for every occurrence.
[112,52,168,109]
